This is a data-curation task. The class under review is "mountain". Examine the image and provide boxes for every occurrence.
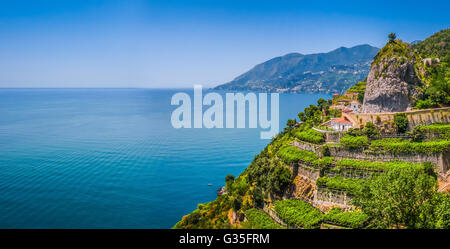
[362,39,425,113]
[214,44,379,94]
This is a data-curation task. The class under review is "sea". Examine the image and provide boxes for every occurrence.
[0,88,329,228]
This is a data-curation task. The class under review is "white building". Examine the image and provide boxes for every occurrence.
[322,117,353,132]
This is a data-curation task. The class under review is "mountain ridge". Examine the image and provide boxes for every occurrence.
[215,44,379,94]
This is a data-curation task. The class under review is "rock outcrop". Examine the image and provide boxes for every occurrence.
[362,40,424,113]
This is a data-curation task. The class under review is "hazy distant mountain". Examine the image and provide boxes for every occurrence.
[214,44,379,94]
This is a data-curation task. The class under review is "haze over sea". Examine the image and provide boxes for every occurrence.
[0,88,328,228]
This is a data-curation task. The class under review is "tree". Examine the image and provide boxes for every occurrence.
[419,192,450,229]
[297,112,306,122]
[231,196,242,211]
[317,98,328,111]
[286,119,297,127]
[362,122,379,139]
[248,154,291,196]
[250,186,264,208]
[394,113,409,133]
[225,174,235,192]
[353,165,437,228]
[388,33,396,42]
[357,92,365,103]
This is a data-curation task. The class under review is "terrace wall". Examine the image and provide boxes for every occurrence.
[313,187,353,209]
[345,107,450,129]
[292,140,320,153]
[328,147,449,174]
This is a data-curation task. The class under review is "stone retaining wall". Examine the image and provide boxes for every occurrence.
[314,187,353,208]
[294,163,321,182]
[329,147,449,173]
[292,140,320,153]
[345,107,450,129]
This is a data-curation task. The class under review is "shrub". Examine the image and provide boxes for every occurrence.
[225,174,235,192]
[244,209,285,229]
[277,146,334,168]
[274,199,323,228]
[335,159,425,172]
[362,122,379,139]
[394,113,408,133]
[324,208,369,228]
[369,138,450,155]
[340,135,369,150]
[414,124,450,139]
[247,152,291,195]
[294,129,325,144]
[316,176,366,194]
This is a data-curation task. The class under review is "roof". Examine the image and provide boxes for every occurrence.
[331,117,353,124]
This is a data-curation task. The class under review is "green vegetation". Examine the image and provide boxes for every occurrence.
[316,176,366,194]
[393,113,409,133]
[418,123,450,139]
[277,146,333,168]
[247,153,292,196]
[410,123,450,141]
[413,29,449,59]
[294,129,324,144]
[286,119,297,128]
[353,165,449,229]
[413,29,450,109]
[345,122,379,140]
[369,138,450,155]
[346,80,366,94]
[242,209,285,229]
[328,108,342,118]
[274,199,323,229]
[173,194,233,229]
[174,30,450,229]
[315,125,335,131]
[361,122,380,139]
[340,135,369,150]
[372,39,422,72]
[388,33,396,43]
[346,80,367,103]
[335,159,426,172]
[324,208,369,229]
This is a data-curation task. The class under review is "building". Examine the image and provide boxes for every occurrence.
[349,101,360,113]
[321,117,353,131]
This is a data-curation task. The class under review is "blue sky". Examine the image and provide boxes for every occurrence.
[0,0,449,88]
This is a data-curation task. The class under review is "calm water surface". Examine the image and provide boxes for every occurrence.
[0,88,328,228]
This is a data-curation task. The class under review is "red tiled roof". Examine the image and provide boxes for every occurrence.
[331,117,352,124]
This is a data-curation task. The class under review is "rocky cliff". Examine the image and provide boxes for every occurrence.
[362,40,424,113]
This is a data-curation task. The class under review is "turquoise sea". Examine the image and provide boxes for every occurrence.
[0,88,328,228]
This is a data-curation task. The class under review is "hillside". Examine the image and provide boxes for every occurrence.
[413,29,450,109]
[174,31,450,230]
[413,29,450,59]
[214,45,379,94]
